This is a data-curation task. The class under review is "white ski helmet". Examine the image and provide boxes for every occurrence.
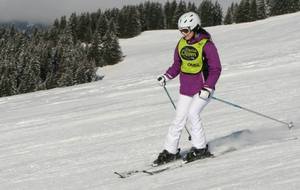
[178,12,201,31]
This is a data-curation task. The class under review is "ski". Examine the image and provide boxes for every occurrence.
[114,136,298,179]
[114,159,182,178]
[114,155,214,178]
[113,145,237,179]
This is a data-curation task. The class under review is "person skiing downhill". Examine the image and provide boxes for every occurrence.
[154,12,222,166]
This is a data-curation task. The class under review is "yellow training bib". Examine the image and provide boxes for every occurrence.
[178,38,208,74]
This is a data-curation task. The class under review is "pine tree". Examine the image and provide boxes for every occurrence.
[187,2,197,12]
[0,9,100,97]
[265,0,271,16]
[268,0,297,16]
[224,6,233,25]
[118,6,141,38]
[85,13,93,43]
[89,26,105,67]
[45,46,60,89]
[152,3,165,29]
[53,19,60,30]
[138,3,147,31]
[141,2,165,30]
[164,0,177,29]
[0,60,18,97]
[289,0,300,12]
[235,2,244,23]
[74,46,96,83]
[213,1,223,25]
[102,23,122,66]
[56,26,76,87]
[118,7,127,37]
[224,3,239,24]
[60,16,67,31]
[236,0,251,23]
[77,13,93,42]
[17,43,41,93]
[172,1,187,29]
[90,11,99,33]
[249,0,258,21]
[257,0,267,20]
[199,0,215,27]
[69,13,78,43]
[142,2,151,30]
[244,0,251,22]
[0,28,18,97]
[39,42,51,85]
[106,8,120,34]
[129,6,142,37]
[232,3,240,23]
[96,15,108,37]
[47,23,60,45]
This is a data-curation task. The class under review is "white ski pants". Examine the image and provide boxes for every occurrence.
[164,93,212,154]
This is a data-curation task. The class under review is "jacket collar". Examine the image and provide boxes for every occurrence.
[187,33,210,44]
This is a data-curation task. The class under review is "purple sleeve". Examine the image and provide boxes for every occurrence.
[165,45,181,79]
[203,41,222,89]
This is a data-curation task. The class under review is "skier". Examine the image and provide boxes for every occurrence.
[154,12,222,165]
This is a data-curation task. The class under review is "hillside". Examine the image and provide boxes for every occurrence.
[1,12,300,189]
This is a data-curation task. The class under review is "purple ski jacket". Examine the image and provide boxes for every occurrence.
[165,32,222,97]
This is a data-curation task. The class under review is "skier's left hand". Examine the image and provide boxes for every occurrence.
[199,87,213,100]
[157,74,168,86]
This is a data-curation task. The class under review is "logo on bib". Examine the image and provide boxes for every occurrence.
[180,46,199,61]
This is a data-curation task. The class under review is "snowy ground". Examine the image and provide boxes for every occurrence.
[1,12,300,189]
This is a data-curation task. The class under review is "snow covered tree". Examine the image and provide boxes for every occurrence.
[187,2,197,12]
[69,13,78,43]
[249,0,258,21]
[212,1,223,25]
[102,23,122,66]
[89,27,105,67]
[103,8,120,32]
[224,3,235,25]
[140,2,165,31]
[198,0,215,27]
[60,16,67,31]
[118,6,141,38]
[287,0,300,13]
[0,60,18,97]
[150,3,165,30]
[74,46,96,83]
[17,44,41,93]
[268,0,299,16]
[257,0,267,20]
[235,0,251,23]
[171,1,187,29]
[77,13,93,42]
[164,0,177,29]
[96,15,108,37]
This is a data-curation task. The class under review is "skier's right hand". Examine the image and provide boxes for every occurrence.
[157,74,168,86]
[199,87,213,100]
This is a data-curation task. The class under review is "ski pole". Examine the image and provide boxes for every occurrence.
[212,96,294,129]
[163,85,192,140]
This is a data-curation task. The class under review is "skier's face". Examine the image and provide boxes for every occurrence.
[180,28,194,40]
[183,31,194,41]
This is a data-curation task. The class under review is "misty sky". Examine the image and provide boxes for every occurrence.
[0,0,240,23]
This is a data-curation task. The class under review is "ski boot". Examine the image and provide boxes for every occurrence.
[183,145,213,163]
[152,149,181,167]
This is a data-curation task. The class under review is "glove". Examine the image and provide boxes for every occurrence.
[157,74,168,86]
[199,87,213,100]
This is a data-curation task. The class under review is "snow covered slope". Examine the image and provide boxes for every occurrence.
[1,12,300,189]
